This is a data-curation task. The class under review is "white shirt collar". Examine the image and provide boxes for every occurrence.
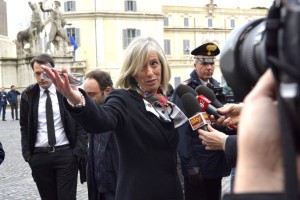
[39,84,56,96]
[199,78,209,85]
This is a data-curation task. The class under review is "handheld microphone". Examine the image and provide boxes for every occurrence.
[196,85,238,129]
[176,84,222,119]
[181,93,208,131]
[196,95,222,119]
[195,85,223,108]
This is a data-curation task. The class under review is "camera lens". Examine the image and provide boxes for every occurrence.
[220,18,268,101]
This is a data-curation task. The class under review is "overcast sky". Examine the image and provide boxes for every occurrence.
[6,0,274,39]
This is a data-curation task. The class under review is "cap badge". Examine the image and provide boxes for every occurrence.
[206,44,217,56]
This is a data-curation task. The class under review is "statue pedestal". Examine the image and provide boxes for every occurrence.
[0,55,74,92]
[52,55,74,72]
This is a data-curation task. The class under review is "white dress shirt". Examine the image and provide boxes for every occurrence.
[35,84,69,147]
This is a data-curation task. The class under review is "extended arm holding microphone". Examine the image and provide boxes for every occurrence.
[195,85,238,167]
[195,85,241,127]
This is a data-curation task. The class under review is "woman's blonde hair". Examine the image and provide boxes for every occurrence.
[116,37,171,92]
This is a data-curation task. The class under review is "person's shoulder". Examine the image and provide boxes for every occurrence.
[108,89,142,103]
[109,89,128,95]
[210,78,221,86]
[21,84,39,96]
[106,89,130,100]
[182,78,193,85]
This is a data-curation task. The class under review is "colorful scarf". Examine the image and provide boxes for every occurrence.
[135,85,187,128]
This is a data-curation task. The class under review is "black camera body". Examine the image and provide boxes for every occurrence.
[220,0,300,147]
[220,1,300,195]
[220,0,300,102]
[207,84,235,104]
[211,85,226,104]
[220,18,266,102]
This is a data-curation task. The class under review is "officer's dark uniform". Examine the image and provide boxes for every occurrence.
[173,43,231,200]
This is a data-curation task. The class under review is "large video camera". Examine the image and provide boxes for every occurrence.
[220,17,266,102]
[220,1,300,195]
[220,0,300,102]
[220,0,300,135]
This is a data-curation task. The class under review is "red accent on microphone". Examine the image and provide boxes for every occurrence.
[196,95,211,112]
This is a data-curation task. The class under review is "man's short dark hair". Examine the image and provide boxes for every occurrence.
[85,69,113,90]
[30,53,55,69]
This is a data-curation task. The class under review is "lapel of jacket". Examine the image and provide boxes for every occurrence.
[56,91,66,126]
[32,87,40,133]
[129,90,173,147]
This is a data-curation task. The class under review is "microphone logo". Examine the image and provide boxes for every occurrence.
[188,113,207,131]
[198,100,205,110]
[197,95,211,112]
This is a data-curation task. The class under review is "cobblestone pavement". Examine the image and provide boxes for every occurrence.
[0,111,88,200]
[0,109,231,200]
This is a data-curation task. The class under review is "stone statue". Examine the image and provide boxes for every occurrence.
[39,0,70,54]
[16,1,44,55]
[206,0,217,15]
[29,1,44,38]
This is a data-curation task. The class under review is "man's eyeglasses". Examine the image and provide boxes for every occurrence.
[42,71,84,86]
[42,63,84,86]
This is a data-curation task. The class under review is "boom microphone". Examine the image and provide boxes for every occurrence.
[181,93,208,131]
[195,85,223,108]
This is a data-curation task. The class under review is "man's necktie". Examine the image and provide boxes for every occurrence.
[45,90,56,146]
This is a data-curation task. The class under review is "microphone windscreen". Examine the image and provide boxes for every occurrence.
[181,93,201,118]
[195,85,216,101]
[175,84,197,98]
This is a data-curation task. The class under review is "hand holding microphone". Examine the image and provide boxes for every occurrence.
[198,124,229,150]
[180,90,228,150]
[196,85,241,127]
[216,104,242,127]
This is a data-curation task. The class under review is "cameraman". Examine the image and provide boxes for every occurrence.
[173,43,232,200]
[223,69,285,199]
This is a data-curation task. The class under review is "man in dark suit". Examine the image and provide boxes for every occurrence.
[83,69,119,200]
[7,85,21,120]
[0,87,8,121]
[173,43,232,200]
[20,53,88,200]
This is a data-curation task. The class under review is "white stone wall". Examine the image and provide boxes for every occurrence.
[0,35,16,58]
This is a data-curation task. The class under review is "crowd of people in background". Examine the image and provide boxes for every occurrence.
[0,34,295,200]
